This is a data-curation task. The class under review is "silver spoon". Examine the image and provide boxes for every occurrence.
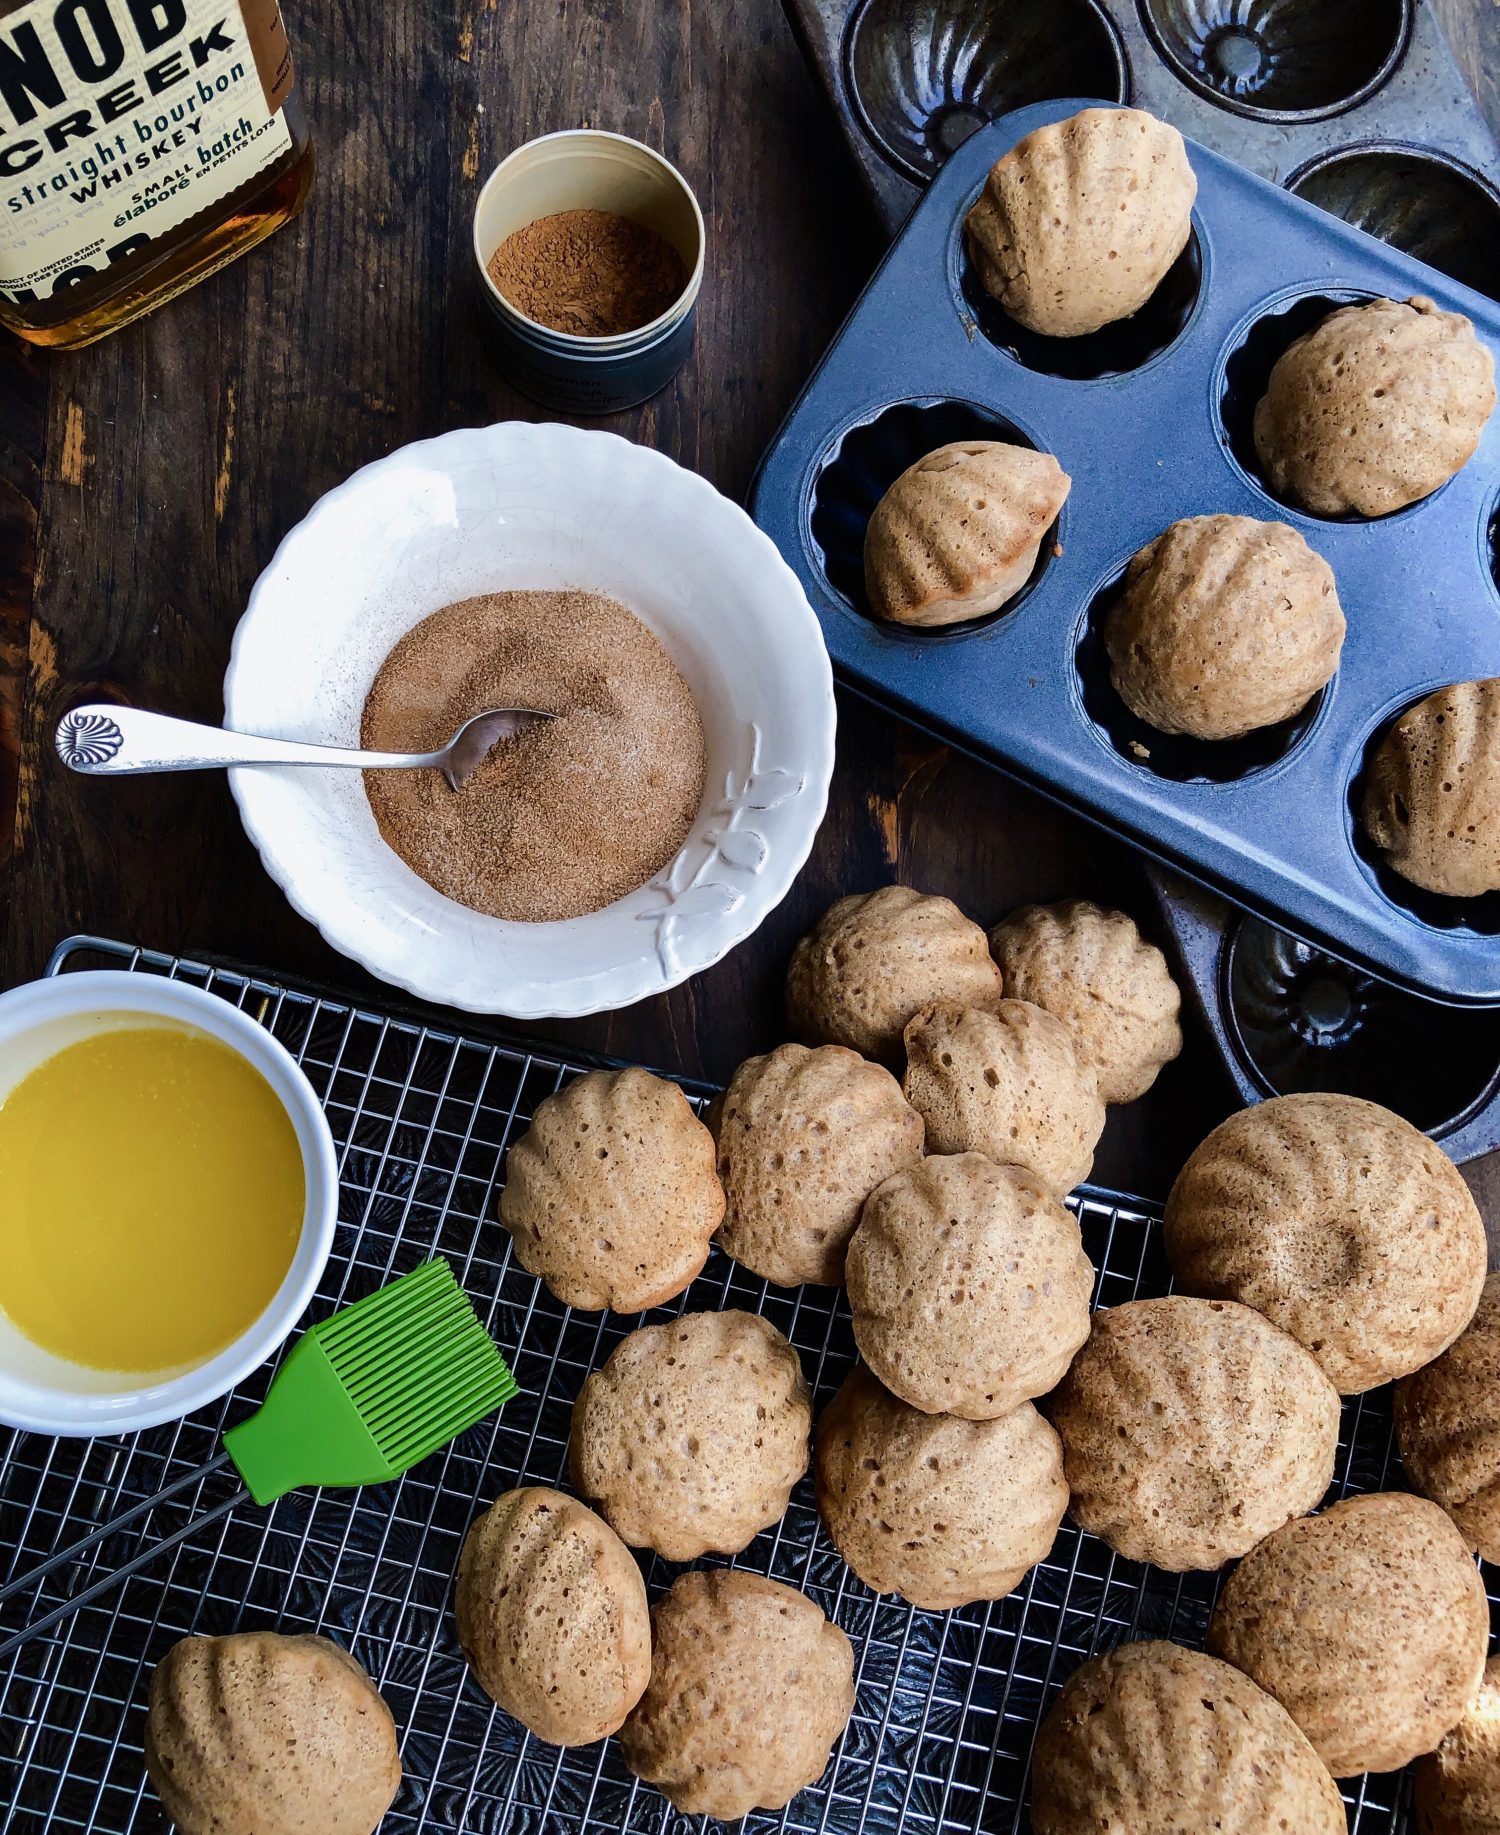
[54,703,554,793]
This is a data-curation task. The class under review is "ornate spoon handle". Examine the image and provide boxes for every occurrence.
[55,705,442,776]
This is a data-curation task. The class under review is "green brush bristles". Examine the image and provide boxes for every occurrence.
[316,1260,520,1467]
[223,1259,519,1506]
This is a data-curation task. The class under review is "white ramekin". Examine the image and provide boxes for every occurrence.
[0,972,338,1438]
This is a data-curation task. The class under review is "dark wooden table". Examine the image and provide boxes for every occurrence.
[1,0,1495,1206]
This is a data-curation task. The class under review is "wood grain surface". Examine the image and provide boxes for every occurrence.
[0,0,1496,1207]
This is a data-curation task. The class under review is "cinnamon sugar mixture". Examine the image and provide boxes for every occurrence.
[361,590,705,922]
[487,209,687,338]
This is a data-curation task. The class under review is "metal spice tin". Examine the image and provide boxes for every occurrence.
[471,130,704,415]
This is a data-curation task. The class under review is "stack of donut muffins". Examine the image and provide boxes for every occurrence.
[483,875,1497,1830]
[140,878,1498,1830]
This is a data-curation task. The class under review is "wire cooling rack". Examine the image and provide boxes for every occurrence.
[1,937,1488,1834]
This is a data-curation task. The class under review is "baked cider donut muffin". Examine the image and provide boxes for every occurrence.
[1208,1491,1489,1777]
[786,884,1003,1061]
[1046,1296,1340,1570]
[988,900,1182,1103]
[1415,1655,1500,1835]
[570,1309,811,1561]
[1164,1092,1485,1393]
[863,440,1071,628]
[1253,295,1496,517]
[713,1043,924,1287]
[814,1364,1067,1608]
[1104,513,1344,741]
[1362,678,1500,897]
[454,1486,650,1744]
[847,1152,1094,1418]
[965,107,1196,338]
[1396,1272,1500,1563]
[1031,1640,1347,1835]
[902,998,1105,1195]
[620,1569,854,1819]
[144,1632,402,1835]
[499,1066,723,1313]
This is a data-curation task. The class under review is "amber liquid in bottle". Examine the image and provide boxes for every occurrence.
[0,0,313,348]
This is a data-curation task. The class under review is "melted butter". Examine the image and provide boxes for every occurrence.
[0,1025,304,1375]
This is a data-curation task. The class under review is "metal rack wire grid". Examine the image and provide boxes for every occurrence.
[0,937,1490,1833]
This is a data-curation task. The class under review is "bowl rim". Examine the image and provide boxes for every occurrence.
[0,972,339,1437]
[224,421,837,1018]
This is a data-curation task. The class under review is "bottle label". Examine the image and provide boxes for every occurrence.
[0,0,296,304]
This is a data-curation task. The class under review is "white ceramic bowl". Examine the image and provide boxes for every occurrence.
[0,973,338,1437]
[225,422,836,1017]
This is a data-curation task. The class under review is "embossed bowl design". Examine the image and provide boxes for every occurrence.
[1288,146,1500,302]
[844,0,1127,184]
[1222,915,1500,1136]
[1139,0,1409,121]
[225,424,836,1018]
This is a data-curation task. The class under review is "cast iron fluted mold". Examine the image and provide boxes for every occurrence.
[1138,0,1410,122]
[843,0,1127,183]
[1222,914,1500,1132]
[3,936,1485,1835]
[779,0,1500,299]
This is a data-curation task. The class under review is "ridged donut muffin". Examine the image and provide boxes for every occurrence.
[570,1310,811,1561]
[902,999,1105,1195]
[1416,1656,1500,1835]
[1208,1491,1489,1777]
[454,1486,650,1744]
[1046,1297,1340,1570]
[713,1043,924,1286]
[988,901,1182,1103]
[1253,295,1496,517]
[814,1365,1067,1608]
[144,1633,401,1835]
[1362,678,1500,897]
[1103,514,1344,740]
[847,1152,1094,1418]
[499,1066,723,1313]
[786,885,1003,1061]
[1396,1273,1500,1562]
[965,107,1196,338]
[863,441,1071,627]
[621,1569,854,1819]
[1164,1093,1485,1393]
[1031,1641,1346,1835]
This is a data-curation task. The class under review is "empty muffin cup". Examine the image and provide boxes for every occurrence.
[843,0,1127,183]
[1140,0,1409,121]
[1288,147,1500,303]
[1222,915,1500,1139]
[473,130,705,414]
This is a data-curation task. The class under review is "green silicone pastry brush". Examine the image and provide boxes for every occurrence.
[224,1256,519,1503]
[0,1259,518,1657]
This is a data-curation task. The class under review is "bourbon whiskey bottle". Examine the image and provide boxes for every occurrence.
[0,0,312,346]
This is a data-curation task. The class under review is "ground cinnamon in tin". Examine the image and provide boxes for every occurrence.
[488,209,687,337]
[361,590,705,923]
